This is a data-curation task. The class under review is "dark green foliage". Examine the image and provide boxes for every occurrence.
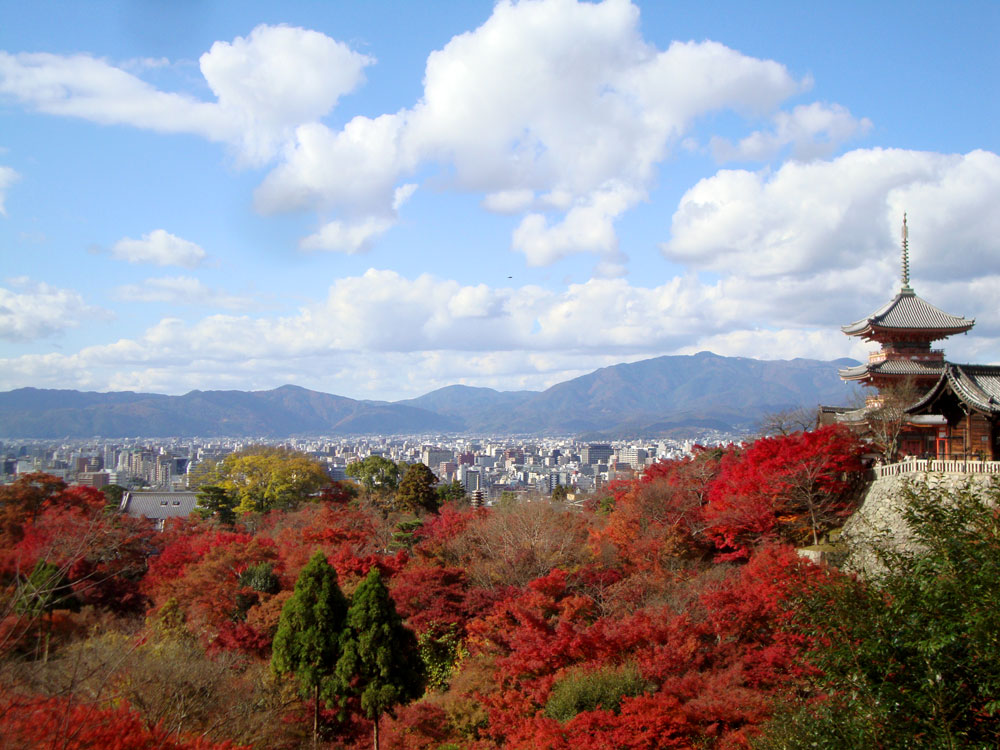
[234,562,282,620]
[390,518,424,552]
[193,484,238,525]
[755,478,1000,750]
[238,561,281,595]
[436,479,467,504]
[101,483,126,509]
[271,551,349,705]
[551,484,569,502]
[15,560,80,615]
[418,628,465,692]
[543,663,649,722]
[346,455,401,494]
[337,568,425,723]
[395,462,440,514]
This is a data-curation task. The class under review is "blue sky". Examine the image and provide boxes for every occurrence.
[1,0,998,400]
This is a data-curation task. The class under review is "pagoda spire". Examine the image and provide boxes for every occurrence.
[900,213,912,293]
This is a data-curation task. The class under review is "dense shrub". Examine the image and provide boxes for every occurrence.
[544,662,650,721]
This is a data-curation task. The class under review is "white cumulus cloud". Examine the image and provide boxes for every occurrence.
[254,0,817,264]
[1,245,998,397]
[0,24,372,165]
[0,51,231,140]
[0,3,867,266]
[200,24,374,165]
[0,278,100,341]
[111,229,207,267]
[0,165,20,216]
[0,166,21,216]
[299,216,396,254]
[663,148,1000,282]
[114,276,255,310]
[711,102,872,162]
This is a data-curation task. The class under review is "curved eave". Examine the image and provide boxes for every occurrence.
[841,289,974,338]
[838,364,873,381]
[908,364,1000,416]
[907,369,951,413]
[948,366,1000,415]
[841,322,975,340]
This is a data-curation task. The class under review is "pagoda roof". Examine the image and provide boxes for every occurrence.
[839,357,945,382]
[841,287,974,338]
[907,363,1000,416]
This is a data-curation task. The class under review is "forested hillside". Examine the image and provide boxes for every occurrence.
[2,426,997,749]
[0,353,857,437]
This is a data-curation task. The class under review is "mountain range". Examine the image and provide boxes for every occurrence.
[0,352,859,439]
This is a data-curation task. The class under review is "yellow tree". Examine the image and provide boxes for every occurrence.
[208,447,330,514]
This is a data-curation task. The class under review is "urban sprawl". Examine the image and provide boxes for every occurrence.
[1,431,741,501]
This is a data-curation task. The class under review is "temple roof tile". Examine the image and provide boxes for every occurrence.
[842,289,974,338]
[838,358,946,381]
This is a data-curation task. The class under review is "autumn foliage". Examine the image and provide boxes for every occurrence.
[0,426,874,749]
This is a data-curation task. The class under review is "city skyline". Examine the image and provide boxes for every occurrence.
[1,0,998,401]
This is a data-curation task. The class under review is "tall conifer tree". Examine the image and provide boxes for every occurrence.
[336,567,424,750]
[271,551,349,747]
[395,462,440,513]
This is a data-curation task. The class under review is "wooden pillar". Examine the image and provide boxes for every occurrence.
[965,407,972,460]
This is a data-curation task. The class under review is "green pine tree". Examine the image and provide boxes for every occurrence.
[16,559,79,662]
[395,462,440,514]
[193,484,238,525]
[271,551,349,747]
[336,567,425,750]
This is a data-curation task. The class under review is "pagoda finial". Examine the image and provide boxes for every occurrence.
[900,213,912,292]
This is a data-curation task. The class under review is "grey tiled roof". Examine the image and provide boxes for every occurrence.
[121,491,199,520]
[839,358,945,381]
[832,406,870,424]
[842,288,974,337]
[909,364,1000,415]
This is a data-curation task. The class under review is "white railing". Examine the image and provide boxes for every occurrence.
[874,459,1000,479]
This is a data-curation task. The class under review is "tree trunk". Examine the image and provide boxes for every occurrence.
[313,683,319,750]
[373,712,380,750]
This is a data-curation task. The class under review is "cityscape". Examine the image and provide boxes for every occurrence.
[1,431,739,501]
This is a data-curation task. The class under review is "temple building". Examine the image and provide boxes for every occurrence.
[835,216,1000,459]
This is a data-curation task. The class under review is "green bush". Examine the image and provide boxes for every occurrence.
[544,663,649,722]
[755,478,1000,749]
[418,628,466,691]
[238,562,281,594]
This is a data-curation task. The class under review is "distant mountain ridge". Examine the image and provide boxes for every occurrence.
[0,352,859,438]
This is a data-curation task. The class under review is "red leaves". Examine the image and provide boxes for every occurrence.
[0,693,249,750]
[593,453,721,572]
[390,564,473,639]
[703,426,864,558]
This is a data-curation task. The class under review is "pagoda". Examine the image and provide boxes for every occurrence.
[835,216,1000,460]
[838,214,974,388]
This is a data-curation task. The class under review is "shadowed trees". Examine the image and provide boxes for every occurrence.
[271,551,349,747]
[337,568,424,750]
[395,462,440,514]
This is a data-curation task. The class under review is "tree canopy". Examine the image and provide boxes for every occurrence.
[336,567,424,750]
[346,455,400,495]
[205,447,330,514]
[271,551,350,744]
[192,485,237,525]
[395,462,440,514]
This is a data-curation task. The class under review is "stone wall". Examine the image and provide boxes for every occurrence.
[841,472,997,576]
